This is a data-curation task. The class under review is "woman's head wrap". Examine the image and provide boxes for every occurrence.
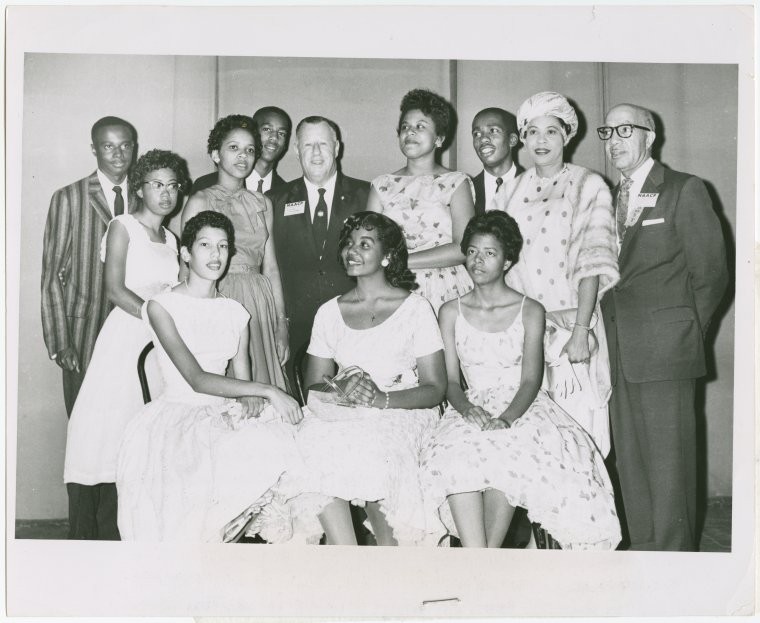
[516,91,578,144]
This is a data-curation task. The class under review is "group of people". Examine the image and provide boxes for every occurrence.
[41,87,728,551]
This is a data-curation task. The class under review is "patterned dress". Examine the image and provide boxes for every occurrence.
[420,298,621,550]
[371,172,474,312]
[196,185,288,391]
[64,214,178,486]
[498,163,619,456]
[116,291,303,542]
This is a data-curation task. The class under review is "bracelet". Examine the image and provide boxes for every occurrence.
[383,391,390,409]
[572,322,591,330]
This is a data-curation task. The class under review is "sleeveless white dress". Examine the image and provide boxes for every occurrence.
[64,214,178,486]
[116,291,303,542]
[420,298,622,550]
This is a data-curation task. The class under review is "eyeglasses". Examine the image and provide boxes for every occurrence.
[596,124,652,140]
[143,180,181,193]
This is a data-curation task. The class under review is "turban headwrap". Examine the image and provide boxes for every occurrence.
[516,91,578,144]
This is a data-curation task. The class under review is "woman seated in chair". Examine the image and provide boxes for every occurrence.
[116,211,303,542]
[420,211,621,550]
[280,211,447,546]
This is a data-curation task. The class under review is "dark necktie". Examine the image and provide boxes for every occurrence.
[256,179,264,193]
[313,188,328,258]
[616,177,633,244]
[495,176,503,193]
[113,186,124,216]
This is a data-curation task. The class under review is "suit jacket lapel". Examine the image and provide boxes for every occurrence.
[328,174,354,240]
[472,171,485,213]
[619,161,665,263]
[290,178,319,260]
[88,171,113,226]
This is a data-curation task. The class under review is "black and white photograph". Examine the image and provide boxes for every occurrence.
[5,3,755,618]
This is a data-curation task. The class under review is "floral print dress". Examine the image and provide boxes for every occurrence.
[372,171,474,313]
[420,298,621,550]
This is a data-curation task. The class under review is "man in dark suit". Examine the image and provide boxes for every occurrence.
[41,115,138,538]
[192,106,291,194]
[470,107,522,214]
[598,103,728,551]
[270,116,369,389]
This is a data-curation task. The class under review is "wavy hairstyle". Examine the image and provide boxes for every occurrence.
[180,210,236,259]
[397,88,453,145]
[129,149,192,197]
[461,210,523,271]
[337,211,418,291]
[206,114,260,158]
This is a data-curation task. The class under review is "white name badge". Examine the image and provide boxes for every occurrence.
[642,218,665,227]
[638,192,659,208]
[284,201,306,216]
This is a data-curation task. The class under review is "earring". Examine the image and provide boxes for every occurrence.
[381,257,390,267]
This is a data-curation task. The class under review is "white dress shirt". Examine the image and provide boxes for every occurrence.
[304,174,337,225]
[484,163,517,211]
[97,169,129,216]
[252,170,274,193]
[622,157,655,227]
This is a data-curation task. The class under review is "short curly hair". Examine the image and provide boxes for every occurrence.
[180,210,236,260]
[337,211,418,291]
[397,88,453,143]
[461,211,523,269]
[129,149,192,196]
[206,114,261,158]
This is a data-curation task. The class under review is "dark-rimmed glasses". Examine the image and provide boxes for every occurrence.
[596,124,652,140]
[143,180,181,193]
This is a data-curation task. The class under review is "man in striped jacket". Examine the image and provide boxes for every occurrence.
[41,116,138,416]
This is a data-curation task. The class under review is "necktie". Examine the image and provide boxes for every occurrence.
[256,179,264,193]
[487,177,505,213]
[113,186,124,216]
[616,177,633,244]
[313,188,328,258]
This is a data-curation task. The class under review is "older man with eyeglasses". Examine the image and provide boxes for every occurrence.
[597,103,728,551]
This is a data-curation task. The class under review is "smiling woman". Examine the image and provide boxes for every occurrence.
[496,92,619,457]
[367,89,476,313]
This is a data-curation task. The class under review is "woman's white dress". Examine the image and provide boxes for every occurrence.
[64,214,178,486]
[420,298,621,550]
[286,293,444,545]
[116,291,301,542]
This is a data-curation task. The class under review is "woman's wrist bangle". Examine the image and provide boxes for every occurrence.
[383,391,390,409]
[573,322,591,330]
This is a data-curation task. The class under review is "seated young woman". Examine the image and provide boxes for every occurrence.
[116,210,303,542]
[277,211,447,546]
[420,211,621,550]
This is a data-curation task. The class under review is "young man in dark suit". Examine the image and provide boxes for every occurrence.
[270,116,369,389]
[41,115,138,539]
[192,106,291,194]
[470,107,522,215]
[599,103,728,551]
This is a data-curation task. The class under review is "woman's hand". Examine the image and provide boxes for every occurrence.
[483,417,510,431]
[274,323,290,366]
[267,387,303,425]
[346,372,382,407]
[561,328,593,363]
[462,405,492,429]
[238,396,267,419]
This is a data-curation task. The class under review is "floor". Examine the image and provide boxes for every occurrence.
[15,496,732,551]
